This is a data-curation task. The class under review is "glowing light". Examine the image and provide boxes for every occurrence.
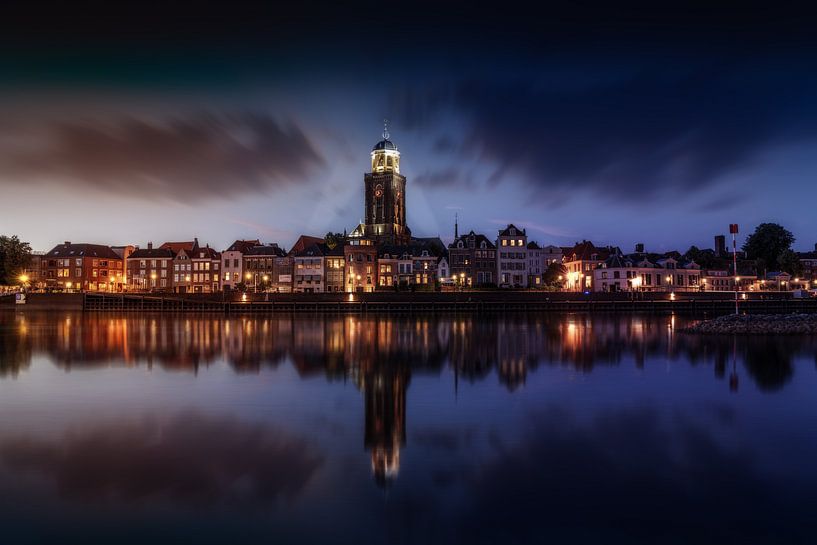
[241,294,247,302]
[741,293,747,300]
[245,273,252,280]
[18,274,29,284]
[670,292,676,301]
[348,293,355,302]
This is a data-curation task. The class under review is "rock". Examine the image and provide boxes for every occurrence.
[682,313,817,335]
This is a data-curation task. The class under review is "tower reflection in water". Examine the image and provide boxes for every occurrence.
[2,312,811,484]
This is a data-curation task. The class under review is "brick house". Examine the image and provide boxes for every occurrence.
[244,244,286,292]
[562,240,615,292]
[126,243,175,291]
[344,242,378,292]
[448,231,496,288]
[166,239,220,293]
[41,242,124,291]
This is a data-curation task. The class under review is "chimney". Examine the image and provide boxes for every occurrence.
[635,243,644,253]
[64,241,71,246]
[715,235,726,257]
[814,243,817,252]
[147,242,153,250]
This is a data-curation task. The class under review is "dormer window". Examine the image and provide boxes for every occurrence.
[457,241,463,248]
[480,241,486,249]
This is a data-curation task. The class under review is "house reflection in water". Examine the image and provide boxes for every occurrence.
[1,311,810,485]
[362,364,407,486]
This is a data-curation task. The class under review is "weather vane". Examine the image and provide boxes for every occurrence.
[383,118,390,140]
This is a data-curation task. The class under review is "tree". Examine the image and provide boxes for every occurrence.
[779,249,804,277]
[742,223,795,272]
[543,262,567,288]
[0,235,32,285]
[683,245,720,270]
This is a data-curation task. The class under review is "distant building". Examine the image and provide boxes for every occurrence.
[324,244,346,292]
[348,124,411,245]
[448,231,496,287]
[714,234,727,257]
[244,244,285,292]
[593,250,701,292]
[377,244,439,289]
[126,243,174,291]
[41,242,123,291]
[437,256,450,283]
[221,239,260,290]
[293,243,326,293]
[496,224,528,287]
[168,239,220,293]
[345,243,378,292]
[526,242,545,287]
[22,251,44,289]
[798,244,817,281]
[562,241,615,292]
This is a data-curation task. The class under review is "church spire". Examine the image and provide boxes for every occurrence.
[454,213,458,239]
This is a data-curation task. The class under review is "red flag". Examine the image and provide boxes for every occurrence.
[729,224,739,234]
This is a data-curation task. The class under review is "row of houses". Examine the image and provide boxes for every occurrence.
[30,229,817,293]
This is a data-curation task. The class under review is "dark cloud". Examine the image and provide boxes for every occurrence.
[0,411,323,507]
[0,113,325,201]
[392,55,817,203]
[413,168,474,190]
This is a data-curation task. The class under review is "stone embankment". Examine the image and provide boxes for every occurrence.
[684,313,817,335]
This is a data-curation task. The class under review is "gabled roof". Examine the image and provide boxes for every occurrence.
[527,241,541,250]
[564,241,611,262]
[766,271,792,280]
[45,243,120,259]
[379,244,436,259]
[289,235,324,256]
[245,244,286,257]
[448,230,496,250]
[225,239,261,253]
[294,243,326,258]
[128,248,176,259]
[497,224,526,237]
[160,241,195,253]
[189,239,219,259]
[411,236,447,257]
[323,243,345,257]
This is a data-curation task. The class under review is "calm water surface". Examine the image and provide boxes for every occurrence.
[1,312,816,544]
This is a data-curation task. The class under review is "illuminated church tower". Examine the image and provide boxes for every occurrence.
[350,121,411,245]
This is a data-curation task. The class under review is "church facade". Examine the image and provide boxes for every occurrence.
[349,124,412,246]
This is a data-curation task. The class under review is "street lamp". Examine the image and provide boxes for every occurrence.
[459,272,465,290]
[150,272,157,291]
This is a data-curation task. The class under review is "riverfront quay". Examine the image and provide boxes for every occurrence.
[3,291,816,314]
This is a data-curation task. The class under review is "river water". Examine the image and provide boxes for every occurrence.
[1,312,816,544]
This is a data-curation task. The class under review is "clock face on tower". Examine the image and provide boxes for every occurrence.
[374,186,383,198]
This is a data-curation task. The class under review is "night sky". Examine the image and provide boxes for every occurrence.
[1,3,815,252]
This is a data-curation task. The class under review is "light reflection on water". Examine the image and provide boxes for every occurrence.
[1,312,816,544]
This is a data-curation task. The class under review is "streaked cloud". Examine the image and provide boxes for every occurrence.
[0,113,325,202]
